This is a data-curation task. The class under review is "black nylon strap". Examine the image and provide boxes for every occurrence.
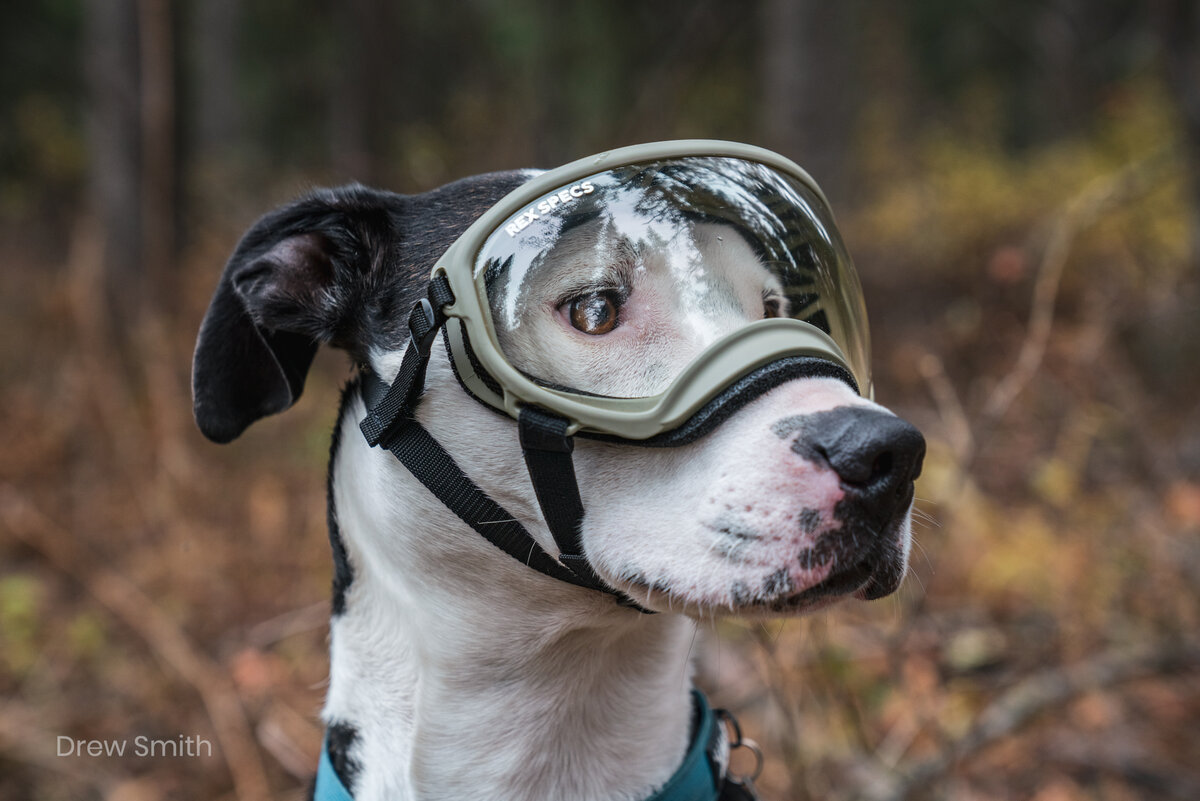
[359,276,453,447]
[378,413,595,590]
[427,272,454,310]
[517,407,609,593]
[360,371,650,609]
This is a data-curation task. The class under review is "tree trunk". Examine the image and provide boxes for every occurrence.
[330,0,394,183]
[761,0,857,205]
[1033,0,1091,141]
[84,0,143,326]
[139,0,176,301]
[1156,0,1200,265]
[194,0,242,163]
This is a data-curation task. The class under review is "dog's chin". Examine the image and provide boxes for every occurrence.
[772,554,906,610]
[611,531,909,619]
[715,557,902,619]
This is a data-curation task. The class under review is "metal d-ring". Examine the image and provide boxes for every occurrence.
[715,708,765,785]
[732,737,764,785]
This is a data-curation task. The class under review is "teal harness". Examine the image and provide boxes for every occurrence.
[314,737,354,801]
[314,690,758,801]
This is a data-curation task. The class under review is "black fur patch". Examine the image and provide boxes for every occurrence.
[352,172,533,361]
[326,720,361,793]
[327,379,359,617]
[761,568,794,597]
[788,508,906,604]
[731,580,753,606]
[796,536,837,572]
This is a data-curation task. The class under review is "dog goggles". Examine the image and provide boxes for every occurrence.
[430,140,870,441]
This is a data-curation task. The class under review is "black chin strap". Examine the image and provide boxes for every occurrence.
[517,407,613,594]
[358,282,651,613]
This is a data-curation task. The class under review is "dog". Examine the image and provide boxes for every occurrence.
[192,157,925,800]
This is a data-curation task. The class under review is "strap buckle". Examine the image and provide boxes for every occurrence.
[408,297,440,358]
[359,282,452,448]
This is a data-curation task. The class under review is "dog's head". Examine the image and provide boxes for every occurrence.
[193,173,923,619]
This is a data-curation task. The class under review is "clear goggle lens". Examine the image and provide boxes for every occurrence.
[475,156,870,399]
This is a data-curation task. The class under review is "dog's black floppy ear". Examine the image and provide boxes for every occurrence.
[192,185,398,443]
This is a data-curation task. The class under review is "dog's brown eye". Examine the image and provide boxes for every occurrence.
[763,293,784,319]
[568,292,620,335]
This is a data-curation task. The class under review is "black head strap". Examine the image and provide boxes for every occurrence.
[359,275,455,447]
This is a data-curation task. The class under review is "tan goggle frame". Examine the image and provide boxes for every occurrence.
[431,140,871,440]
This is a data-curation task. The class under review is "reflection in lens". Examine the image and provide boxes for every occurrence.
[477,157,870,399]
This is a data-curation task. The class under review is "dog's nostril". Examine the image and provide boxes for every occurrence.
[868,451,893,486]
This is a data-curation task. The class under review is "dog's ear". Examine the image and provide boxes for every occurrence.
[192,185,400,443]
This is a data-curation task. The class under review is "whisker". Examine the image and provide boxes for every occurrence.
[910,507,942,528]
[909,536,935,572]
[904,558,927,595]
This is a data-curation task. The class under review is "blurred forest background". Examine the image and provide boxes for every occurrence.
[1,1,1199,799]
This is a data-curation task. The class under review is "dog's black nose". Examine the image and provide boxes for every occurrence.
[789,406,925,523]
[815,407,925,487]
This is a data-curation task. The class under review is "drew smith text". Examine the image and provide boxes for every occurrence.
[57,734,213,758]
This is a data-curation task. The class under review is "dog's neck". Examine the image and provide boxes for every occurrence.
[321,400,700,801]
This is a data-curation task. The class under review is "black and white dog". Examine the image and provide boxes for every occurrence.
[193,172,924,800]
